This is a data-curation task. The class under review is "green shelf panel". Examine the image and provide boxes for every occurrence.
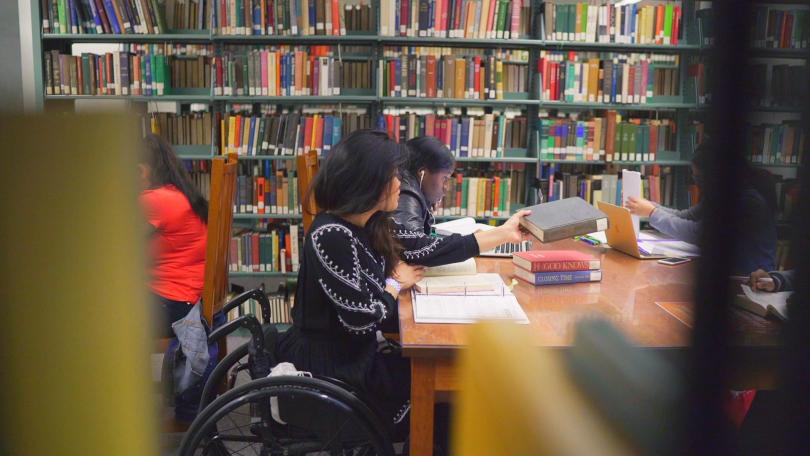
[44,94,213,102]
[236,155,297,160]
[215,34,378,44]
[233,213,304,220]
[540,159,691,166]
[214,95,377,104]
[174,144,214,158]
[540,40,701,52]
[229,271,298,278]
[539,101,699,111]
[381,97,540,107]
[379,36,541,48]
[41,31,211,42]
[751,163,803,168]
[455,156,536,163]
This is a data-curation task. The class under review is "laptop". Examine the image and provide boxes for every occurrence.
[479,240,533,258]
[596,201,666,259]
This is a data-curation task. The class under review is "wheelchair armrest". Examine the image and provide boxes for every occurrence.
[208,315,266,355]
[221,285,272,323]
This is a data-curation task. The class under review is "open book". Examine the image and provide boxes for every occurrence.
[734,284,791,320]
[412,273,529,324]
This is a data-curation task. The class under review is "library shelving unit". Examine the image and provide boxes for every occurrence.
[36,0,799,271]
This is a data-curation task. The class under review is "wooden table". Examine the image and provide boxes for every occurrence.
[398,238,782,456]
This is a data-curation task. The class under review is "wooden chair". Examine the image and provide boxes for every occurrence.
[297,149,320,235]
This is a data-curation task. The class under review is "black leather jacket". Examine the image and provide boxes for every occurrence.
[393,170,432,234]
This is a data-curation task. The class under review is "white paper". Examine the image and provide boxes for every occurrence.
[585,231,608,243]
[741,284,791,319]
[432,217,494,236]
[622,169,642,236]
[416,273,505,295]
[637,240,700,257]
[424,258,478,277]
[413,294,530,324]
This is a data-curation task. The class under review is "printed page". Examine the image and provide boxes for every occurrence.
[622,169,642,236]
[741,285,791,320]
[413,294,530,324]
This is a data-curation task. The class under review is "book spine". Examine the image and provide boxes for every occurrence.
[523,270,602,285]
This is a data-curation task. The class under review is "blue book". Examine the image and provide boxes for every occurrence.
[449,119,458,154]
[375,114,386,131]
[253,1,262,34]
[576,123,585,159]
[514,269,602,286]
[611,62,618,104]
[322,116,333,153]
[102,0,121,34]
[630,5,637,43]
[332,117,342,145]
[615,179,623,206]
[460,118,471,157]
[559,123,569,157]
[86,0,102,33]
[247,117,256,155]
[308,0,316,33]
[394,59,402,96]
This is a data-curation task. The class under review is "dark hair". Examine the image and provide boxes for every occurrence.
[140,133,209,223]
[691,140,777,214]
[310,130,406,275]
[404,136,455,176]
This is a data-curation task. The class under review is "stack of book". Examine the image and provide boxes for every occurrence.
[747,120,806,165]
[751,5,810,49]
[213,0,374,36]
[145,111,214,146]
[512,250,601,285]
[226,291,293,325]
[434,165,527,217]
[229,227,300,273]
[378,0,531,38]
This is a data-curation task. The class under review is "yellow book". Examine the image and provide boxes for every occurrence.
[477,178,485,217]
[495,59,504,99]
[455,58,466,99]
[272,230,280,272]
[241,115,251,155]
[479,0,491,39]
[575,3,583,41]
[220,118,226,155]
[228,116,236,155]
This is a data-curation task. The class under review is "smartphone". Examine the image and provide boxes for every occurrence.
[658,257,691,266]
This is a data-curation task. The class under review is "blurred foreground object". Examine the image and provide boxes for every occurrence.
[453,319,683,455]
[0,114,157,455]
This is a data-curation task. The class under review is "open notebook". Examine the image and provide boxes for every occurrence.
[734,284,791,320]
[412,273,530,324]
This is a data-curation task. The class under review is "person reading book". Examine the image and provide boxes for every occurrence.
[624,142,777,275]
[392,135,530,265]
[138,134,208,337]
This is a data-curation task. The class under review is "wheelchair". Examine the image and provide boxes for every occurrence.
[177,287,397,456]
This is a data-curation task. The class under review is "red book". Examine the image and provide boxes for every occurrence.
[331,0,340,35]
[256,177,266,213]
[251,234,261,272]
[512,250,601,273]
[473,55,481,98]
[303,116,314,152]
[671,6,680,45]
[426,55,437,97]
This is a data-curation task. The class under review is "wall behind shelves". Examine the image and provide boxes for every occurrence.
[0,0,23,111]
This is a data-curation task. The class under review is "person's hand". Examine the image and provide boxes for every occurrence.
[392,262,426,290]
[749,269,776,292]
[625,196,656,217]
[497,209,532,243]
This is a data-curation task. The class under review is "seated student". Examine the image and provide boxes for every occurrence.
[625,142,777,275]
[749,268,795,292]
[138,134,208,337]
[393,135,528,266]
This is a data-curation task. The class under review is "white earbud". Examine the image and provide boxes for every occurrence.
[419,170,425,187]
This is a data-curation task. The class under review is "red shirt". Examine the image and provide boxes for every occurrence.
[140,185,207,303]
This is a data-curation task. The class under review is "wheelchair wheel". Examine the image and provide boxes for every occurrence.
[179,376,395,456]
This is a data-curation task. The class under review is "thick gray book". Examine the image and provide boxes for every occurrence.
[520,197,608,243]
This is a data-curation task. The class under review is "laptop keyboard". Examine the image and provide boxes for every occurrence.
[480,240,533,257]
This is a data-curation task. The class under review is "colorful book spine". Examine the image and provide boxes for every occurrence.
[514,269,602,285]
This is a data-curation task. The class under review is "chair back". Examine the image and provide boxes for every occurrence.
[296,150,319,235]
[202,154,238,326]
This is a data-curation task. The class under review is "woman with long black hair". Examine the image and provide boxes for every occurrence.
[139,134,208,336]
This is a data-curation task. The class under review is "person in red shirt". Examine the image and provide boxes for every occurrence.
[139,134,208,337]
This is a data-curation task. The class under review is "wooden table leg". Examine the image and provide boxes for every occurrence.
[410,357,436,456]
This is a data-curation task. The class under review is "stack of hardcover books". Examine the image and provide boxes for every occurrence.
[512,250,601,285]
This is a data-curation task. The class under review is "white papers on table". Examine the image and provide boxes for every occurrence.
[424,258,478,277]
[412,294,530,324]
[412,273,530,324]
[622,169,642,237]
[432,217,495,236]
[637,240,700,257]
[585,231,608,244]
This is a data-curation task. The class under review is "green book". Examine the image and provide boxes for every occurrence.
[461,177,469,216]
[614,123,624,161]
[81,54,91,95]
[626,123,638,161]
[149,0,168,34]
[496,0,508,38]
[567,5,576,41]
[554,4,565,40]
[497,114,506,156]
[580,4,588,39]
[57,0,68,33]
[663,4,674,44]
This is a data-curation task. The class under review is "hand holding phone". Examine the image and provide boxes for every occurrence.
[657,257,691,266]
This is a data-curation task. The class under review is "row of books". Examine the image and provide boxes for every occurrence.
[538,1,683,45]
[41,0,174,34]
[433,166,527,217]
[543,166,678,208]
[214,0,374,36]
[219,110,371,155]
[235,169,301,214]
[538,111,676,162]
[378,0,530,39]
[747,121,806,166]
[537,51,680,104]
[750,63,806,108]
[751,6,809,49]
[379,110,528,157]
[44,45,212,96]
[512,250,601,285]
[380,50,530,99]
[230,227,301,273]
[145,111,214,145]
[213,48,372,96]
[225,291,293,325]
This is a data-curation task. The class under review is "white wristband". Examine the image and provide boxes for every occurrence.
[385,277,402,295]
